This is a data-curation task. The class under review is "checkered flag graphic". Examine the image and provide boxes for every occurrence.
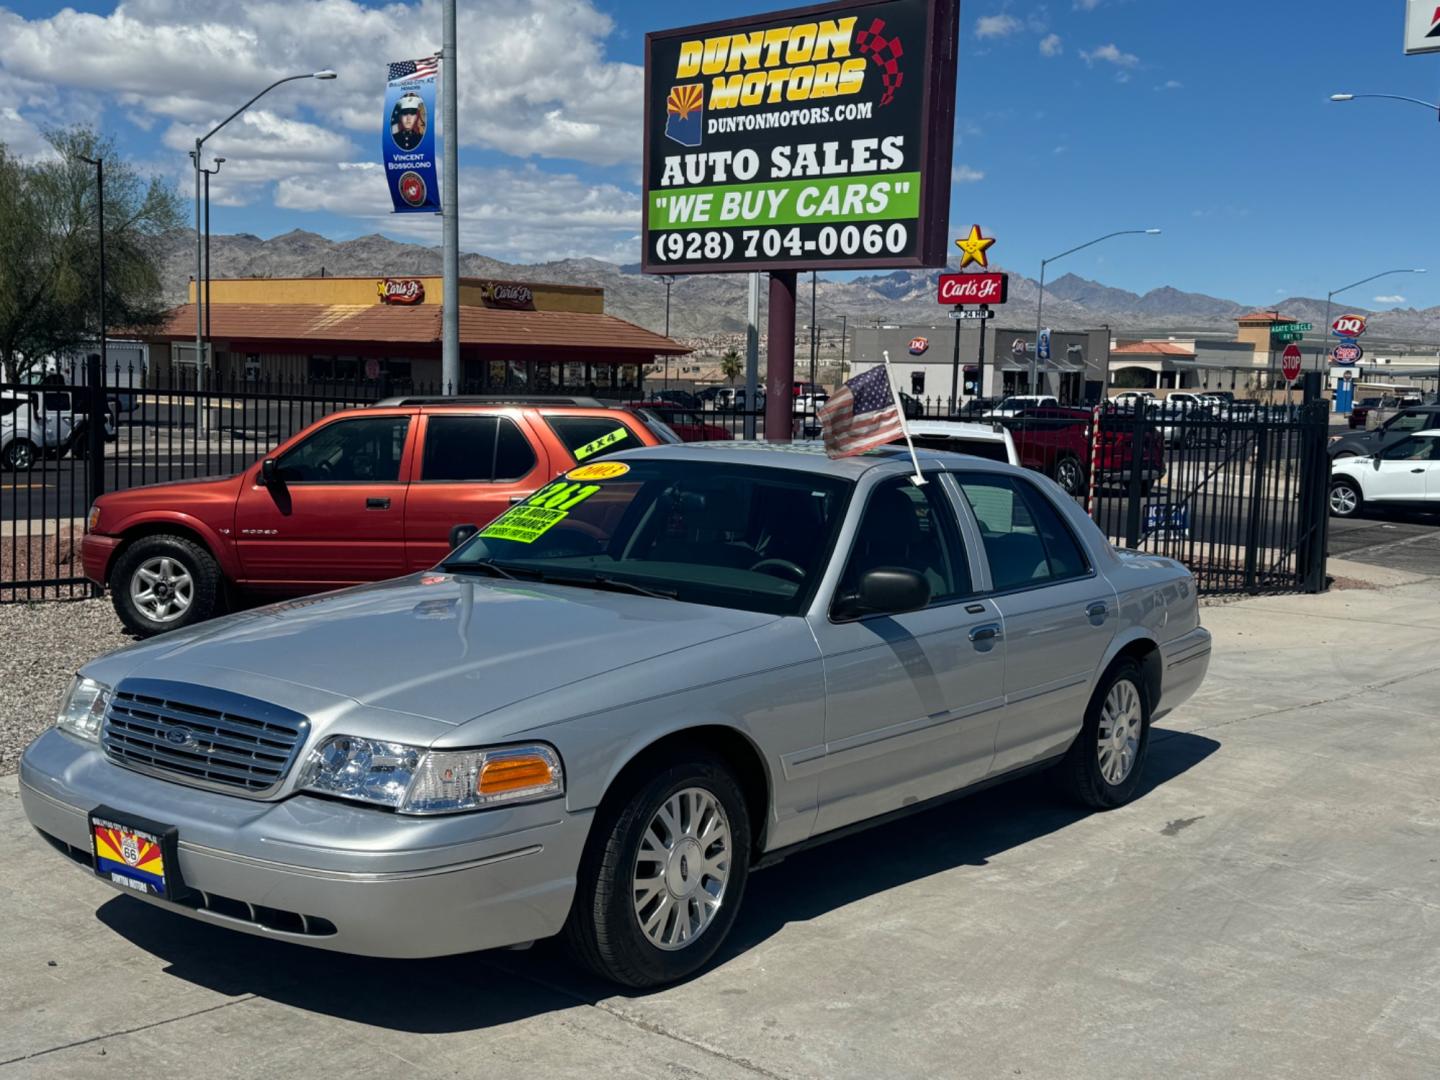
[854,19,904,106]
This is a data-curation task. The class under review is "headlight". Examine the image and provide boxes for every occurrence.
[297,737,563,815]
[87,503,102,531]
[56,676,111,741]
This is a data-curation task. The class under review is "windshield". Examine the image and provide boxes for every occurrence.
[443,459,852,615]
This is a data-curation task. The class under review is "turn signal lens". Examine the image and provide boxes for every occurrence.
[87,504,101,531]
[479,753,558,795]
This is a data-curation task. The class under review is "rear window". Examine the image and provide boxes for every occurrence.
[545,415,647,462]
[905,435,1010,463]
[421,415,537,482]
[0,397,25,420]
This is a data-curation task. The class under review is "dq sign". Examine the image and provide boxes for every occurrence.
[937,272,1008,305]
[908,336,930,355]
[1331,313,1367,338]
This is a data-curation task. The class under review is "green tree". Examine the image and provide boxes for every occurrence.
[0,126,181,377]
[720,347,743,384]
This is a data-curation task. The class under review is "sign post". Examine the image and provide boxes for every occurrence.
[643,0,960,439]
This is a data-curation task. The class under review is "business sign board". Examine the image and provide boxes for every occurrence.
[1405,0,1440,54]
[937,272,1008,305]
[642,0,961,273]
[1331,341,1363,366]
[1331,313,1368,338]
[377,278,425,305]
[908,336,930,355]
[1037,328,1052,361]
[1144,503,1190,538]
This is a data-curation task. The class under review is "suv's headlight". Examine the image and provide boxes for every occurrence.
[56,676,111,741]
[297,737,563,815]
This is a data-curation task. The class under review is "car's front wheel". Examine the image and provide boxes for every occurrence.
[566,751,750,988]
[1053,455,1085,496]
[111,535,221,636]
[1059,658,1152,810]
[1329,478,1363,519]
[3,438,37,471]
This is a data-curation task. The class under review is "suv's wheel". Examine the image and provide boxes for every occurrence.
[566,752,750,988]
[3,438,37,471]
[1329,477,1363,519]
[111,535,221,636]
[1058,658,1152,810]
[1053,455,1085,496]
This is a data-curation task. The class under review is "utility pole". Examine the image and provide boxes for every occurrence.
[200,158,225,355]
[744,273,760,440]
[441,1,460,394]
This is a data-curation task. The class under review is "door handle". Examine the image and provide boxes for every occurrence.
[365,497,391,510]
[968,623,1003,644]
[1085,601,1109,622]
[1411,468,1425,473]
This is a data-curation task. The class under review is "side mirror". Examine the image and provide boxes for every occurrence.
[449,523,479,550]
[835,567,931,621]
[1372,457,1382,470]
[260,458,280,485]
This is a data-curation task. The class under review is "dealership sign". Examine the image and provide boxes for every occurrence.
[642,0,960,273]
[1331,341,1363,366]
[937,272,1008,305]
[1331,313,1368,338]
[377,278,425,305]
[1404,0,1440,54]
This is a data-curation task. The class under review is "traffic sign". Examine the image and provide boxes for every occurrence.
[949,308,994,320]
[1331,341,1363,366]
[1269,322,1313,335]
[1281,344,1303,382]
[1270,331,1306,343]
[1331,313,1367,338]
[1038,328,1052,361]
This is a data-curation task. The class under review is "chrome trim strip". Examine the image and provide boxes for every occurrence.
[783,697,1006,779]
[1005,672,1089,706]
[176,839,544,882]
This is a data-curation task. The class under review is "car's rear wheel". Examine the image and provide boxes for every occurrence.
[111,535,221,636]
[565,751,750,988]
[1329,478,1363,519]
[1058,658,1152,810]
[1053,455,1085,496]
[3,438,37,471]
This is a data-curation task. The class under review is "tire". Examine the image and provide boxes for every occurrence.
[111,535,222,637]
[1329,478,1363,519]
[1058,658,1152,810]
[565,751,751,988]
[3,438,37,472]
[1053,455,1086,497]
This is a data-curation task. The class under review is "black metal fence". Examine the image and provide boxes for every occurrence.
[1,364,1328,603]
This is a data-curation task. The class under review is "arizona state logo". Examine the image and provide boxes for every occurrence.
[665,84,704,147]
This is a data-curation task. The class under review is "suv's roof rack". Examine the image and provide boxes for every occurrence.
[373,395,606,408]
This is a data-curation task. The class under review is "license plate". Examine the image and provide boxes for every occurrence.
[89,806,182,901]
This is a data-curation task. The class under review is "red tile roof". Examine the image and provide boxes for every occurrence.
[153,304,690,355]
[1111,341,1196,357]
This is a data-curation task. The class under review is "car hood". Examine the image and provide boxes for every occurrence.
[83,573,780,732]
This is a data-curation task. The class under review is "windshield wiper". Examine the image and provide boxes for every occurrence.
[438,558,527,580]
[584,574,678,600]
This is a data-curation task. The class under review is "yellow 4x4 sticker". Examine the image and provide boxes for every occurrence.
[572,426,630,462]
[477,481,602,543]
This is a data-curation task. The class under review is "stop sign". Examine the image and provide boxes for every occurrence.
[1282,344,1303,382]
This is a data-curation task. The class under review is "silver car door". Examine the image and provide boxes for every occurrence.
[953,471,1117,774]
[805,473,1004,835]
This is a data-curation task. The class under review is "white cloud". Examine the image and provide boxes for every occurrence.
[951,164,985,182]
[1374,295,1406,304]
[1074,0,1102,9]
[1156,80,1183,91]
[1039,34,1063,57]
[1082,43,1141,68]
[975,14,1023,38]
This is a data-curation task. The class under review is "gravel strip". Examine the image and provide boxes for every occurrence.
[0,599,133,774]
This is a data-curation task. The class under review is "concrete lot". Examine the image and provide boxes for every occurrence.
[3,571,1439,1078]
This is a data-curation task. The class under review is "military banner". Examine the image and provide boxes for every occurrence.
[642,0,960,273]
[383,56,441,213]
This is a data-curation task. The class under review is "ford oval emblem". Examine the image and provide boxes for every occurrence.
[164,726,195,748]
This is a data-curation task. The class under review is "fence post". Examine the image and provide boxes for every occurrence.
[1299,376,1329,592]
[86,352,105,505]
[1123,409,1145,548]
[1243,419,1268,593]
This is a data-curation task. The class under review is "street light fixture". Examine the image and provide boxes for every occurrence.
[1330,91,1440,118]
[1033,228,1160,396]
[191,70,336,425]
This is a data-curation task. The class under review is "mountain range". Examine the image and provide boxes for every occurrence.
[159,230,1440,346]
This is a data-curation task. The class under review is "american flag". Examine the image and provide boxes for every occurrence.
[388,56,439,83]
[818,365,905,459]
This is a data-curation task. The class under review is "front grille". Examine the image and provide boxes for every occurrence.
[101,678,309,795]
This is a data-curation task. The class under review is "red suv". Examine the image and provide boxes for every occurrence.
[1007,406,1165,497]
[83,398,665,635]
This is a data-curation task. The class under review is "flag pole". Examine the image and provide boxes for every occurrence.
[881,350,926,485]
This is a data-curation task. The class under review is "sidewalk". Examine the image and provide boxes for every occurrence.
[2,572,1438,1078]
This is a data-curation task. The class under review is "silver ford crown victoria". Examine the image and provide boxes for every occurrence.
[21,443,1211,987]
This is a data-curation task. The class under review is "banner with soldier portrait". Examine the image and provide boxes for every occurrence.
[383,56,440,213]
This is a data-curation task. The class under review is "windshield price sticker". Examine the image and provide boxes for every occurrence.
[573,428,631,462]
[479,506,569,545]
[568,461,631,481]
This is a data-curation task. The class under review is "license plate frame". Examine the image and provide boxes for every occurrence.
[89,805,187,902]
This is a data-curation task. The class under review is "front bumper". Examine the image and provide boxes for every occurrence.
[80,533,122,586]
[19,729,590,958]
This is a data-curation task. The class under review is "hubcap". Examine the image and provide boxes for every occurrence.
[1330,485,1357,515]
[1097,678,1143,786]
[632,787,731,951]
[11,443,32,469]
[130,556,194,624]
[1058,461,1081,492]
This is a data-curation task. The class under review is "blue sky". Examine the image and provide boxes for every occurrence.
[0,0,1437,310]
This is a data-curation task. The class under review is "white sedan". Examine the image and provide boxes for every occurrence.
[1329,429,1440,518]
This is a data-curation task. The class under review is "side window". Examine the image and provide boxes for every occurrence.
[421,416,537,482]
[837,477,971,606]
[1389,412,1427,433]
[955,474,1089,591]
[545,415,645,463]
[1380,436,1431,462]
[276,416,409,483]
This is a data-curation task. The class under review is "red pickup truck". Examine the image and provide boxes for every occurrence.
[82,398,665,636]
[1006,406,1166,497]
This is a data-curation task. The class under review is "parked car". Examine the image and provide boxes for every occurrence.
[954,397,1000,420]
[985,395,1059,419]
[1008,406,1166,497]
[715,387,766,412]
[1329,404,1440,460]
[898,420,1019,465]
[1329,429,1440,518]
[793,390,830,415]
[80,398,666,636]
[636,388,701,410]
[624,403,733,443]
[21,442,1211,988]
[0,388,111,470]
[1110,391,1156,410]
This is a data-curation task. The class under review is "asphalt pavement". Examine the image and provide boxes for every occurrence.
[2,565,1438,1078]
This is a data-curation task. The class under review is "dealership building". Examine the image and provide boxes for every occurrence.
[144,275,688,394]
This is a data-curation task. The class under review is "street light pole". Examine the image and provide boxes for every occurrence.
[1033,229,1160,396]
[200,158,225,358]
[662,275,674,389]
[441,0,460,394]
[1329,92,1440,117]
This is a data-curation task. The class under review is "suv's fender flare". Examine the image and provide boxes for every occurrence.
[108,511,240,578]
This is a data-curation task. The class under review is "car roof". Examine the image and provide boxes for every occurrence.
[608,440,1014,478]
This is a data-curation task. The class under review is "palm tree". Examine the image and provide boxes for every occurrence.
[720,348,743,385]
